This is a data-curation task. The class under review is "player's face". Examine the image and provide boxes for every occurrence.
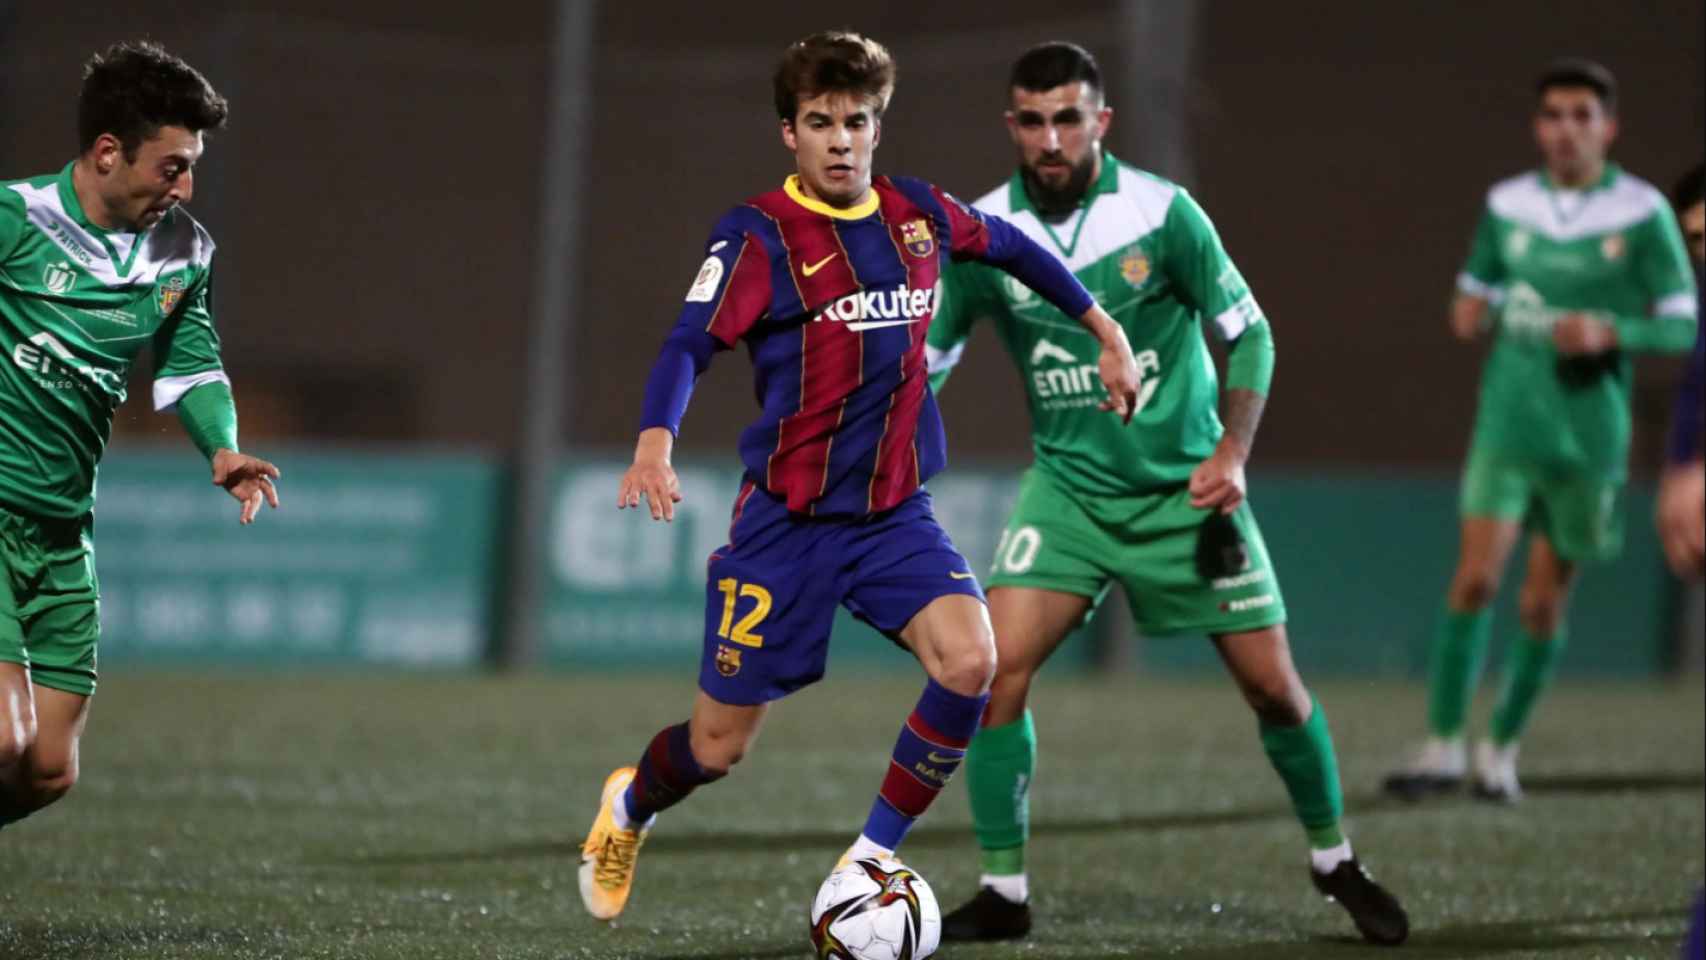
[782,92,880,208]
[1005,82,1111,214]
[1532,88,1616,186]
[92,125,204,231]
[1681,201,1704,266]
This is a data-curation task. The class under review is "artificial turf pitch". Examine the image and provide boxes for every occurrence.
[0,671,1698,959]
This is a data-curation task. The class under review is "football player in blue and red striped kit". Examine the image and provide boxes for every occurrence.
[577,31,1143,922]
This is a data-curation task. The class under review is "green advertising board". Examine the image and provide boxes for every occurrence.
[93,449,499,667]
[85,448,1677,679]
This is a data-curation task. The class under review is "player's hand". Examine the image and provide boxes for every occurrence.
[1189,440,1247,515]
[1449,295,1489,342]
[1082,307,1140,423]
[1553,312,1618,355]
[1656,460,1706,578]
[619,427,683,521]
[211,449,280,525]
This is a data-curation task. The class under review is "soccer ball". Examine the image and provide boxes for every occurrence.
[808,857,940,960]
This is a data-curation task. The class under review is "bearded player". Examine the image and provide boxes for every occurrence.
[924,43,1407,945]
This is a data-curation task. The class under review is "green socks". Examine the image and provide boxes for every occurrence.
[1427,606,1494,737]
[1490,628,1565,744]
[965,710,1036,875]
[1259,694,1345,849]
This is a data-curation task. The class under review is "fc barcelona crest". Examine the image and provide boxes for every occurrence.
[900,219,935,258]
[156,274,186,316]
[714,644,742,677]
[1120,250,1151,288]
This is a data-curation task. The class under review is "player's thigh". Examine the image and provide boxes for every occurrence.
[1115,490,1286,638]
[23,683,88,788]
[1519,532,1579,611]
[1456,515,1524,578]
[1211,625,1309,722]
[16,515,100,701]
[839,491,991,690]
[986,586,1092,679]
[896,592,994,694]
[697,486,840,707]
[1532,472,1623,566]
[984,469,1110,625]
[0,662,35,765]
[1456,449,1529,575]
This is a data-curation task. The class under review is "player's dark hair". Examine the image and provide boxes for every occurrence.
[1535,57,1617,112]
[78,40,228,160]
[1009,42,1103,99]
[1672,162,1705,213]
[773,31,895,122]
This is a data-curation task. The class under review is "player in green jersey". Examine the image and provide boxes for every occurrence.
[0,41,279,832]
[1384,60,1697,803]
[924,43,1406,945]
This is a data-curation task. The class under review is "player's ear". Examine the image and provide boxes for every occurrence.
[1096,106,1113,139]
[871,117,881,150]
[90,133,123,175]
[1603,113,1619,147]
[780,118,797,153]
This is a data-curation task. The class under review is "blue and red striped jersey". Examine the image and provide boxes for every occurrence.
[641,174,1094,517]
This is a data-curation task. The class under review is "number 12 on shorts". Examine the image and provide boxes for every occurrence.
[715,578,772,647]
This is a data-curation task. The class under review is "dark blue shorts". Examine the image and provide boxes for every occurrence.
[698,481,985,705]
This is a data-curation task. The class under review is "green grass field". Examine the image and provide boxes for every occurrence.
[0,671,1698,959]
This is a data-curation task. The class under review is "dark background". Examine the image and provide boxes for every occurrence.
[4,1,1701,469]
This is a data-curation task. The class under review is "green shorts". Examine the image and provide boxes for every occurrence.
[0,505,99,696]
[985,466,1287,637]
[1460,447,1623,562]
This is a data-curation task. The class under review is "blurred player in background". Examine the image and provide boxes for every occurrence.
[576,31,1143,923]
[1385,60,1697,803]
[1656,165,1703,580]
[0,42,279,833]
[924,42,1407,946]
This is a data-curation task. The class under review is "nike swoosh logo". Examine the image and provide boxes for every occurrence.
[949,571,976,580]
[801,253,839,277]
[925,751,963,764]
[845,318,921,332]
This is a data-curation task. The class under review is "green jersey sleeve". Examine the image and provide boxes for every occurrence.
[1457,207,1505,300]
[1610,207,1699,352]
[1162,189,1267,343]
[0,189,23,263]
[151,267,231,411]
[925,261,992,392]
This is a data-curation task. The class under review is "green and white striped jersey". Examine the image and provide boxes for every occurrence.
[1457,164,1697,477]
[927,153,1265,497]
[0,163,227,518]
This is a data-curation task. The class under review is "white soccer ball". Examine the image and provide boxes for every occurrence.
[808,857,941,960]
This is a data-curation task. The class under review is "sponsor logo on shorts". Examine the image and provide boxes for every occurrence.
[1211,569,1269,591]
[949,570,976,580]
[1220,594,1275,613]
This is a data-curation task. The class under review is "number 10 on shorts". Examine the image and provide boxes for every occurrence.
[992,526,1042,574]
[715,578,772,647]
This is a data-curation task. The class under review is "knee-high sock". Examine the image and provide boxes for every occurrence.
[1489,627,1565,745]
[1427,605,1494,737]
[623,722,724,823]
[965,710,1036,876]
[861,678,989,852]
[1259,694,1345,850]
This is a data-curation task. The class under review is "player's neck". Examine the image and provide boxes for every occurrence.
[791,174,871,211]
[1546,159,1606,191]
[69,160,127,232]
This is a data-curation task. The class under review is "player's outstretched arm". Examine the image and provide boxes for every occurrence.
[211,449,280,525]
[1078,305,1141,422]
[619,427,682,522]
